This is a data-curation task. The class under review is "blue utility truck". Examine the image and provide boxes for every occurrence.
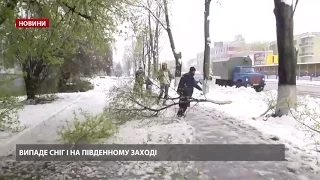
[212,56,265,92]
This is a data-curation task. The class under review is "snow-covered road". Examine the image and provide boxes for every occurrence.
[0,77,319,179]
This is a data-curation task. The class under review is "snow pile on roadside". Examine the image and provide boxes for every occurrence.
[195,86,320,166]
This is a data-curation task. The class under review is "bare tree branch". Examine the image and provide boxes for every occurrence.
[125,1,167,30]
[57,0,92,20]
[292,0,299,17]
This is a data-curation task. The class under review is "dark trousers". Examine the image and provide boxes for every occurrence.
[177,91,191,116]
[158,84,169,100]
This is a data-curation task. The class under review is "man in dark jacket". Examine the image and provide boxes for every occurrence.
[177,67,202,117]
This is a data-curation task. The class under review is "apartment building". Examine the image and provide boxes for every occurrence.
[268,32,320,63]
[196,39,245,73]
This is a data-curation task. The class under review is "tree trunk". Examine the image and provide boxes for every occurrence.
[141,34,145,68]
[155,23,160,70]
[146,33,151,77]
[274,0,297,116]
[163,0,182,87]
[203,0,211,94]
[153,6,161,77]
[148,12,156,77]
[24,75,37,99]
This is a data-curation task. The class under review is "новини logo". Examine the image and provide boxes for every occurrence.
[15,18,49,28]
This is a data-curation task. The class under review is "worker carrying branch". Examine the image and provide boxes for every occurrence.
[177,67,202,117]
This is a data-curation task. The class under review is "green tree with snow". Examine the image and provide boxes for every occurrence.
[0,0,129,100]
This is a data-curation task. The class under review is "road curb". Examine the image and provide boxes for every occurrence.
[0,93,84,157]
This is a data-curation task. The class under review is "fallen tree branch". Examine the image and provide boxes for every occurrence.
[288,104,320,134]
[107,79,232,120]
[253,105,276,120]
[125,97,231,113]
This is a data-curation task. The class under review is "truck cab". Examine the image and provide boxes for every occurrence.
[212,56,265,92]
[233,66,265,92]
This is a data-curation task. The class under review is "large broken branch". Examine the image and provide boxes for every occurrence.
[128,97,231,113]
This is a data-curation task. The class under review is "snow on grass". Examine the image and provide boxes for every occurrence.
[103,112,196,178]
[0,77,118,145]
[0,93,83,140]
[106,118,194,144]
[98,77,198,178]
[194,85,320,167]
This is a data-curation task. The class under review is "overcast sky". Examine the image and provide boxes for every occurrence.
[114,0,320,63]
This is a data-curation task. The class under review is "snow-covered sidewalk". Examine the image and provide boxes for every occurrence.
[1,77,320,179]
[194,86,320,170]
[0,76,117,156]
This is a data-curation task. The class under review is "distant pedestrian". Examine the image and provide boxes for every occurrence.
[145,76,153,95]
[157,63,174,105]
[177,67,202,117]
[134,67,145,97]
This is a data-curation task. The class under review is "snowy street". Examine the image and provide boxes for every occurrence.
[0,77,320,179]
[265,81,320,98]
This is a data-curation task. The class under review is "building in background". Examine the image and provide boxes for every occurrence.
[196,35,246,73]
[269,32,320,63]
[266,54,278,65]
[251,51,276,65]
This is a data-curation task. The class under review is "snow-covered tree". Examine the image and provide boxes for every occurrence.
[273,0,298,116]
[203,0,211,94]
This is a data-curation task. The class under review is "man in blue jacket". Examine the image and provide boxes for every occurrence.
[177,67,202,117]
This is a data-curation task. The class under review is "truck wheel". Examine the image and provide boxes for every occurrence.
[235,80,242,88]
[254,86,264,92]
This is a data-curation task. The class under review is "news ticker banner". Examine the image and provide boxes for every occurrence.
[16,144,286,161]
